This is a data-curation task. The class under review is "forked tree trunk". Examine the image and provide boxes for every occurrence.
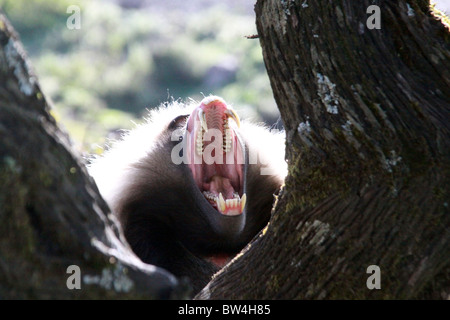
[0,11,188,299]
[196,0,449,299]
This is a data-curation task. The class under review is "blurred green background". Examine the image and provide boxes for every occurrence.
[0,0,279,153]
[3,0,447,154]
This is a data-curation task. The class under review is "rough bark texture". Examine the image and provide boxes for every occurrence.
[0,11,189,299]
[1,0,449,300]
[197,0,449,299]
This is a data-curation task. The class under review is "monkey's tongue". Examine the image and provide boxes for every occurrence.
[206,175,234,197]
[203,176,246,216]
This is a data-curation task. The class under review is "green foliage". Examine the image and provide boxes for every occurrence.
[1,0,277,151]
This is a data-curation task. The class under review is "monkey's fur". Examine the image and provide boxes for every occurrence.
[89,96,286,292]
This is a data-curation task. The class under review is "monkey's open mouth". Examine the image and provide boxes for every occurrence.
[185,96,246,216]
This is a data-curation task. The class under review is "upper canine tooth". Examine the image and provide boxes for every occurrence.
[225,108,241,128]
[198,109,208,132]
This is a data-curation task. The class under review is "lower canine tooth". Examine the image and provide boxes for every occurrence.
[218,193,226,213]
[240,193,247,213]
[213,192,247,214]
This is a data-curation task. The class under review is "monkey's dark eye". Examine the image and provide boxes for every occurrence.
[168,114,189,130]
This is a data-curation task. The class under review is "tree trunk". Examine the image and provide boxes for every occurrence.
[197,0,449,299]
[1,1,449,300]
[0,11,189,299]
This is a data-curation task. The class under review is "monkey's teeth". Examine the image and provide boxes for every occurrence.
[202,191,216,200]
[196,109,208,155]
[208,192,246,216]
[196,130,203,155]
[203,191,247,215]
[240,193,247,213]
[225,108,241,128]
[198,109,208,132]
[223,128,232,153]
[217,193,226,213]
[222,116,232,154]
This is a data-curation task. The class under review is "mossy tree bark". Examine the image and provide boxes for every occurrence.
[1,1,449,299]
[197,0,449,299]
[0,11,189,299]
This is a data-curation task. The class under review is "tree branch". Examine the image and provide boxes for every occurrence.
[197,0,449,299]
[0,10,189,299]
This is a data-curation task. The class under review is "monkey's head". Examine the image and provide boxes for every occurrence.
[90,95,286,269]
[173,96,248,237]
